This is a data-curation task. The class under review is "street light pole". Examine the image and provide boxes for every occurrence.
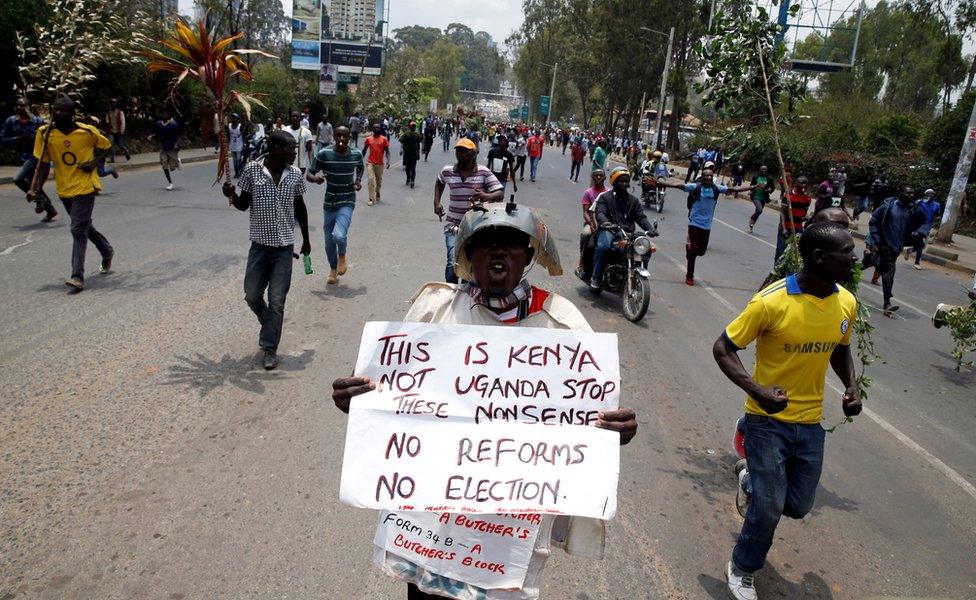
[541,61,558,126]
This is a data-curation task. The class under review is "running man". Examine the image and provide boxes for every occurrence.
[433,138,503,283]
[747,165,775,232]
[2,97,57,221]
[659,169,756,285]
[713,221,860,600]
[362,123,391,205]
[307,126,364,285]
[28,95,114,291]
[154,108,182,190]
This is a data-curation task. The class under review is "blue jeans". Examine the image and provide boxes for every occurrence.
[529,156,541,181]
[444,230,458,283]
[591,229,621,283]
[323,204,354,269]
[733,414,825,574]
[231,150,244,178]
[244,242,293,351]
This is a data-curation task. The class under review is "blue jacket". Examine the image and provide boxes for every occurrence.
[911,198,941,236]
[2,114,45,162]
[869,197,913,253]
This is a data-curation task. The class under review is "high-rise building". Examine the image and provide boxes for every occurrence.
[327,0,378,41]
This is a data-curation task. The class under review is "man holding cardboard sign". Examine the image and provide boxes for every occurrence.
[332,203,637,599]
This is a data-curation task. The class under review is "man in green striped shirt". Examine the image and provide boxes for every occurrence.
[307,125,365,284]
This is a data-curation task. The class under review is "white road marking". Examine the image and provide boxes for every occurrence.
[0,232,34,256]
[712,216,930,318]
[655,246,976,502]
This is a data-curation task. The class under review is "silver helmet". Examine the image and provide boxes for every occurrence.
[454,203,563,282]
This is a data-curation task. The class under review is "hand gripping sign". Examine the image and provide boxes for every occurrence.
[339,321,621,519]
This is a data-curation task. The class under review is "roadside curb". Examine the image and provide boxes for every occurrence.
[0,154,217,185]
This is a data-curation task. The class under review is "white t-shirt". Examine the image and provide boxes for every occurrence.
[284,125,313,169]
[228,123,244,152]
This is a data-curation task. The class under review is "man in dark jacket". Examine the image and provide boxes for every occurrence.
[869,185,915,315]
[398,121,422,187]
[589,167,655,291]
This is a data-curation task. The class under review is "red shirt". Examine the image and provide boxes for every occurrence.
[782,191,811,232]
[571,145,585,162]
[526,135,544,158]
[362,135,389,165]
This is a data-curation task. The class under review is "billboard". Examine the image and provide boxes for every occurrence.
[292,0,385,76]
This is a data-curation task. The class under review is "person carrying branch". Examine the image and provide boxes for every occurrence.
[28,95,114,291]
[332,203,638,600]
[713,221,861,600]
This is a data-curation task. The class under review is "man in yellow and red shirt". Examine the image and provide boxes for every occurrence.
[29,95,114,292]
[713,221,861,600]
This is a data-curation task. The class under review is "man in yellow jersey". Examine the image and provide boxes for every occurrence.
[712,221,861,600]
[28,96,114,292]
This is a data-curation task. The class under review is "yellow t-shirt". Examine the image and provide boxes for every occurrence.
[33,123,111,198]
[724,275,857,424]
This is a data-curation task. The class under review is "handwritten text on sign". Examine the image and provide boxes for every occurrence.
[339,321,621,519]
[374,511,541,589]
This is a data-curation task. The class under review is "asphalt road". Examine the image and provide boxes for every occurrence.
[1,140,974,600]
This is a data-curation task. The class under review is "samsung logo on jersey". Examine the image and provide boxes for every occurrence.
[783,341,839,354]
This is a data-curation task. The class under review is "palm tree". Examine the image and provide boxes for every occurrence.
[145,17,274,185]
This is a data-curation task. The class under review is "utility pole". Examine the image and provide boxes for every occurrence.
[640,26,674,150]
[937,95,976,242]
[655,27,674,149]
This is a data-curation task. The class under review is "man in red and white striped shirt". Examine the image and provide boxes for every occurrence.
[433,137,503,282]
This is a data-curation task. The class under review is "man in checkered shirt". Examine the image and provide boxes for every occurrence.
[222,130,311,370]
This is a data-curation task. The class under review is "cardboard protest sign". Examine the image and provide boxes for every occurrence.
[339,321,621,518]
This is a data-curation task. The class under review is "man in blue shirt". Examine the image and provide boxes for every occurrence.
[869,185,915,315]
[2,98,57,221]
[907,188,941,270]
[661,168,756,285]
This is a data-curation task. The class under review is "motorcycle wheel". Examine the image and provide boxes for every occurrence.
[622,273,650,322]
[656,195,665,213]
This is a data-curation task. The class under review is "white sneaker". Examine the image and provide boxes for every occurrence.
[912,263,922,270]
[165,183,174,191]
[726,561,757,600]
[735,465,750,518]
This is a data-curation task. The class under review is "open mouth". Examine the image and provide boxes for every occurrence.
[488,258,510,279]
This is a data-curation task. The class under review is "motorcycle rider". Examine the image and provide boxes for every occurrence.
[590,166,655,291]
[640,150,669,203]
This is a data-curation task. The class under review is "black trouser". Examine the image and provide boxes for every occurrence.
[876,246,898,305]
[15,157,55,216]
[62,194,112,281]
[750,198,767,224]
[685,166,699,183]
[515,155,526,178]
[244,242,293,351]
[404,156,418,184]
[570,160,582,181]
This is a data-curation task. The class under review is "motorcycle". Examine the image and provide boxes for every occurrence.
[577,223,659,322]
[641,175,670,213]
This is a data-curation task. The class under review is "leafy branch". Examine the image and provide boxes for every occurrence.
[15,0,149,103]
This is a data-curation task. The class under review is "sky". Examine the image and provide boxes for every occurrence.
[178,0,526,49]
